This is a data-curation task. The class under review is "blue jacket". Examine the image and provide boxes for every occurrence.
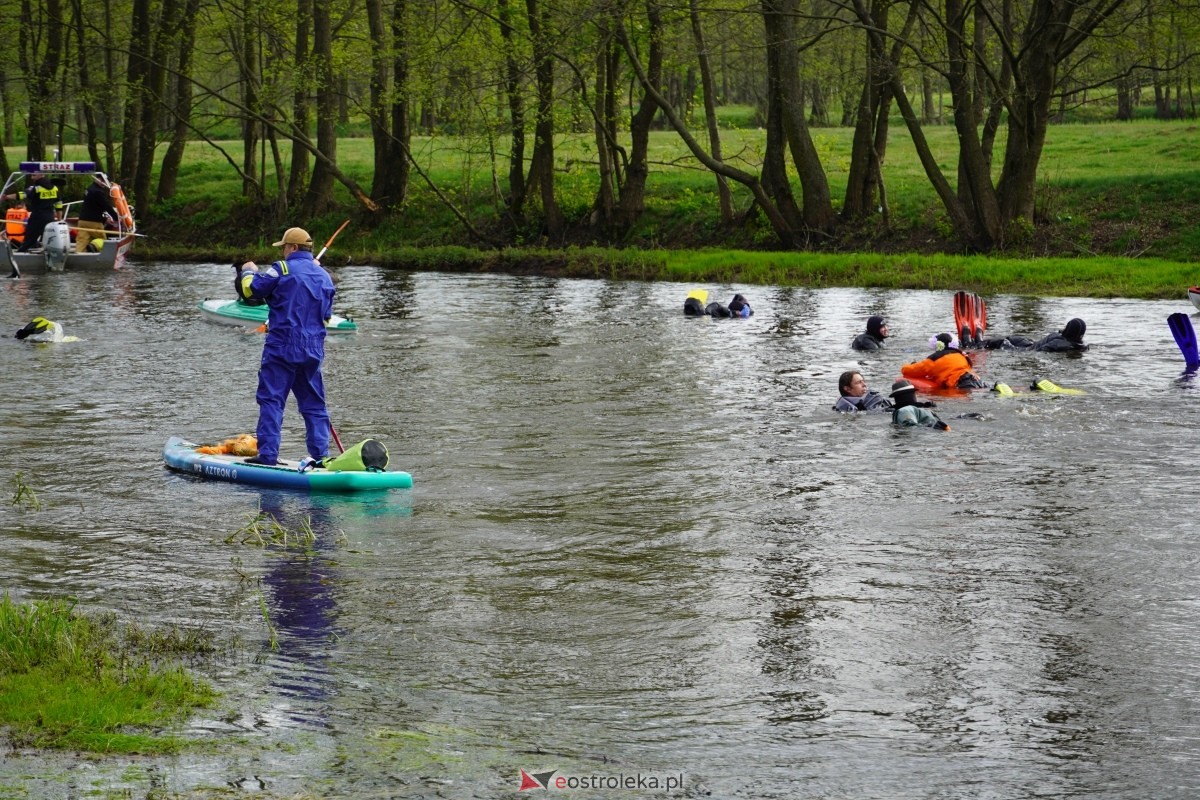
[244,250,334,359]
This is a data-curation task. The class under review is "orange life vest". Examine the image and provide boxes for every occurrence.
[5,206,29,244]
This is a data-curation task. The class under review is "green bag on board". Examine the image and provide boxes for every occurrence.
[322,439,389,472]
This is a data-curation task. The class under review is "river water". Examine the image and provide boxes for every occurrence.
[2,263,1200,799]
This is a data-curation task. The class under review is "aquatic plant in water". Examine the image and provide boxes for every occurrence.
[9,472,41,510]
[224,510,318,552]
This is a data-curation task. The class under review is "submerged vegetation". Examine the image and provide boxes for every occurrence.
[221,508,342,653]
[223,510,318,550]
[0,594,215,754]
[9,472,40,511]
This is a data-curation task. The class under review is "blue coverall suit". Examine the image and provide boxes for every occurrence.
[240,250,335,462]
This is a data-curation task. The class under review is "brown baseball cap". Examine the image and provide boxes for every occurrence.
[271,227,313,247]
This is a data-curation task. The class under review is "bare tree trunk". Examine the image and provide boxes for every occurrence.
[524,0,563,239]
[612,0,664,235]
[120,0,150,180]
[978,0,1013,165]
[157,0,201,201]
[689,0,732,222]
[498,0,527,218]
[759,0,793,216]
[616,18,795,246]
[287,0,312,206]
[921,69,935,123]
[944,0,1002,247]
[388,0,411,208]
[760,15,802,230]
[972,0,987,121]
[844,0,884,219]
[134,0,182,209]
[19,0,65,161]
[763,0,835,234]
[238,0,261,202]
[994,0,1122,227]
[888,74,974,243]
[367,0,392,209]
[1115,73,1133,120]
[590,26,619,226]
[303,0,337,217]
[101,0,118,172]
[995,42,1059,226]
[0,65,12,148]
[69,0,102,165]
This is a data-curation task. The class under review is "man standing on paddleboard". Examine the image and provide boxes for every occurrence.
[234,227,335,466]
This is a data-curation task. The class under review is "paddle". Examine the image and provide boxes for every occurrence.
[317,222,350,455]
[1168,312,1200,372]
[315,219,351,263]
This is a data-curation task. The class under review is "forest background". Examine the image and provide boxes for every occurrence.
[3,0,1199,296]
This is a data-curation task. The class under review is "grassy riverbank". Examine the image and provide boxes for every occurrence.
[129,116,1200,299]
[139,243,1196,301]
[0,594,214,754]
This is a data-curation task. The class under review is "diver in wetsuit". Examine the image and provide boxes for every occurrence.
[978,318,1088,353]
[851,315,888,351]
[14,316,65,342]
[890,380,950,429]
[833,370,893,413]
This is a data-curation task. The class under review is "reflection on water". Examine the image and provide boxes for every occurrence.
[3,265,1200,797]
[255,490,341,727]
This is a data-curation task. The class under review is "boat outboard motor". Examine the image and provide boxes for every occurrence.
[43,221,70,271]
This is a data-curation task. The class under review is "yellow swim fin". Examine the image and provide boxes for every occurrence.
[686,289,709,305]
[1032,378,1086,395]
[992,382,1016,397]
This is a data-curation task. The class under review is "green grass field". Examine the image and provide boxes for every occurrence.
[131,114,1200,298]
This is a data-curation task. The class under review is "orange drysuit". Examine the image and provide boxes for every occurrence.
[901,349,980,390]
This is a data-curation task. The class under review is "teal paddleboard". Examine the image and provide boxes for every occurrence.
[199,298,358,334]
[163,436,412,492]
